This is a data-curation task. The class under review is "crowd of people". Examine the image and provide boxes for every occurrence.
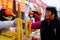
[0,6,60,40]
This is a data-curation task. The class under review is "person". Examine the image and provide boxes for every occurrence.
[28,10,42,22]
[32,7,60,40]
[0,9,16,33]
[0,9,6,21]
[0,9,16,21]
[32,11,42,22]
[28,10,42,32]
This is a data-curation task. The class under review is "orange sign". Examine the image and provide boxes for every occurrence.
[0,0,13,10]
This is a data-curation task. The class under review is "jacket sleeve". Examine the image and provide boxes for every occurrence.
[0,20,15,29]
[31,21,42,29]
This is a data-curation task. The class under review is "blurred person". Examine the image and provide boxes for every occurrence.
[0,9,16,33]
[28,10,34,22]
[28,10,42,22]
[28,10,42,32]
[0,9,16,21]
[33,11,42,22]
[0,9,25,32]
[32,7,60,40]
[0,9,6,21]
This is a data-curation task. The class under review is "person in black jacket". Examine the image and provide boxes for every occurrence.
[41,7,59,40]
[32,7,60,40]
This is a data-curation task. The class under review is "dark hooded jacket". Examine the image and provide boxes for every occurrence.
[32,7,60,40]
[41,18,57,40]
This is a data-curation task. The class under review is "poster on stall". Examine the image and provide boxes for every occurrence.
[30,0,35,3]
[36,0,43,7]
[16,0,26,12]
[0,0,13,10]
[42,2,47,9]
[35,0,47,9]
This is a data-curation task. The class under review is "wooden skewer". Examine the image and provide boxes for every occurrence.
[16,2,23,40]
[29,18,33,35]
[25,19,29,37]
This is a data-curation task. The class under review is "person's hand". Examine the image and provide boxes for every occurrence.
[13,18,25,26]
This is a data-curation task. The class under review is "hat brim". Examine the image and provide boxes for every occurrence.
[11,13,16,17]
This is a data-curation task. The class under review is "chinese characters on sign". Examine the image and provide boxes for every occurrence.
[0,0,13,10]
[16,0,26,12]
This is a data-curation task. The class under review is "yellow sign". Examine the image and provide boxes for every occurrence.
[8,2,12,8]
[3,0,7,2]
[0,0,2,5]
[0,0,13,10]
